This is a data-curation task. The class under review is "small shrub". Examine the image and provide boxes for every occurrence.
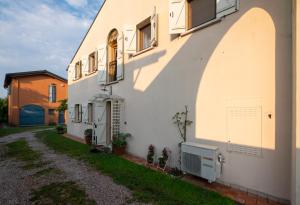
[158,148,169,169]
[112,133,131,148]
[147,144,155,164]
[48,122,57,126]
[56,125,65,134]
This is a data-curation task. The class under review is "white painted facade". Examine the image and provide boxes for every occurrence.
[67,0,296,203]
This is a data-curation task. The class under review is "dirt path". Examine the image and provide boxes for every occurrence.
[0,132,134,205]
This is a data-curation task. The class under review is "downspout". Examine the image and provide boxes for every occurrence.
[292,0,300,204]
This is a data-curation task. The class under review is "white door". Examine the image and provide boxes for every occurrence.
[93,102,107,145]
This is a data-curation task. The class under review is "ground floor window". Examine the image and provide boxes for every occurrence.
[48,109,55,115]
[74,104,82,123]
[88,103,93,123]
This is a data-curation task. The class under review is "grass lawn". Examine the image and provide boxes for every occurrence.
[0,126,53,138]
[30,182,96,205]
[6,139,45,170]
[37,131,234,205]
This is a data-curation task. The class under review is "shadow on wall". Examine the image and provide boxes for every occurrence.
[122,0,291,201]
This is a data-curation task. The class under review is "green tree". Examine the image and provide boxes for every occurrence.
[57,99,68,112]
[0,98,8,123]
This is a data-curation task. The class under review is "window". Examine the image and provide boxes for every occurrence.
[88,52,97,73]
[169,0,238,35]
[107,29,118,83]
[137,17,152,51]
[75,61,82,79]
[74,104,82,123]
[88,103,93,123]
[49,84,56,103]
[48,109,55,115]
[187,0,216,30]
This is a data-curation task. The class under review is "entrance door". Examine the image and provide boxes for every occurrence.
[58,111,65,124]
[93,102,107,145]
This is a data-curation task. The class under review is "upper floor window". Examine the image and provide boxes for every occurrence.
[49,84,56,103]
[169,0,239,35]
[137,17,152,51]
[75,61,82,79]
[187,0,216,30]
[89,52,97,73]
[107,29,118,83]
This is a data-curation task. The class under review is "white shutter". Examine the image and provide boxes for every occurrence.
[82,105,88,123]
[169,0,186,35]
[97,44,107,84]
[69,106,75,121]
[79,104,83,122]
[82,56,89,76]
[151,7,158,46]
[124,26,137,54]
[217,0,238,18]
[117,33,124,81]
[68,64,75,80]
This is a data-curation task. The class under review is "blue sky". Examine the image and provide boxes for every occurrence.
[0,0,103,97]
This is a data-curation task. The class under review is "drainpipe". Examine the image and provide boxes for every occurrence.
[292,0,300,204]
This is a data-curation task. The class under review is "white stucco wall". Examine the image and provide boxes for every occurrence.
[68,0,292,202]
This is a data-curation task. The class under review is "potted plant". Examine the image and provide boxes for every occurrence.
[158,148,169,169]
[84,129,93,145]
[112,133,131,155]
[147,144,155,164]
[56,125,65,134]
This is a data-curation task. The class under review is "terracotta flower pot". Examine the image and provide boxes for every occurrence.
[113,145,126,155]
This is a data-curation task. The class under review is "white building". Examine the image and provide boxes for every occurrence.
[67,0,300,204]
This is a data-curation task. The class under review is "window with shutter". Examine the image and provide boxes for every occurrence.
[137,17,152,52]
[107,29,118,83]
[75,61,82,79]
[48,84,56,103]
[88,103,93,123]
[74,104,82,123]
[169,0,238,35]
[88,52,97,73]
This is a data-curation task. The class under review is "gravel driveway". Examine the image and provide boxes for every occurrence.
[0,131,134,205]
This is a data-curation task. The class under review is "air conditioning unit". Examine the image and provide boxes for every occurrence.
[181,142,220,183]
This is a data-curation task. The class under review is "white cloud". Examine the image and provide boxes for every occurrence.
[0,0,101,97]
[65,0,88,8]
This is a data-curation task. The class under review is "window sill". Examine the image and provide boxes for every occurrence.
[72,120,82,124]
[180,18,222,37]
[73,77,82,82]
[132,46,155,57]
[105,80,120,86]
[85,70,98,77]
